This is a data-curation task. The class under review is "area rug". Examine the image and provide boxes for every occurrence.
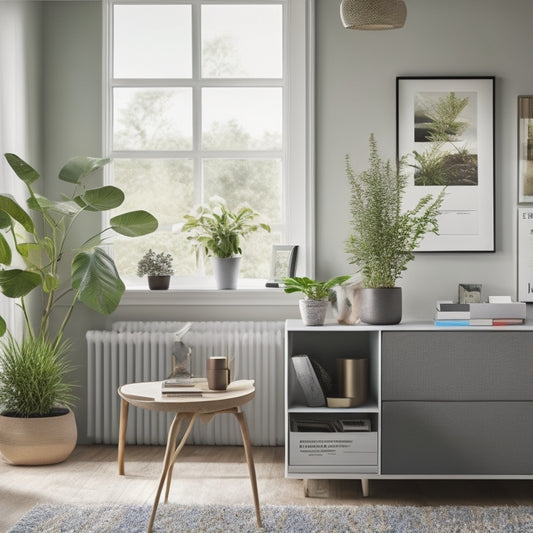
[8,503,533,533]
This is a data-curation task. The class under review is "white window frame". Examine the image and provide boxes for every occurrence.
[102,0,314,297]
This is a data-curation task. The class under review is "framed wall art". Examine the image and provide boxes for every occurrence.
[397,76,495,252]
[518,96,533,203]
[518,207,533,302]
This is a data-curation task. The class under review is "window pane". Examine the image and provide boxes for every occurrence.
[202,88,282,150]
[203,159,281,225]
[112,158,194,226]
[113,88,193,151]
[113,4,192,78]
[201,4,282,78]
[114,231,196,279]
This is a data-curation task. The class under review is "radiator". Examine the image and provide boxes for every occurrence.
[86,321,285,446]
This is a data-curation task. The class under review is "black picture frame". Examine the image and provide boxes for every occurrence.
[397,76,495,252]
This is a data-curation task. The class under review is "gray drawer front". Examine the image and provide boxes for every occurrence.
[382,331,533,400]
[381,401,533,475]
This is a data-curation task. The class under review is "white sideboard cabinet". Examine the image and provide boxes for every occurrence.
[284,319,533,496]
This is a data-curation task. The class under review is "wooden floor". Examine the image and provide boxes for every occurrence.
[3,445,533,531]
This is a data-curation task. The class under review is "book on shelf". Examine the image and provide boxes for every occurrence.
[434,318,524,327]
[291,355,327,407]
[469,302,526,320]
[436,302,470,312]
[290,416,371,433]
[434,310,470,320]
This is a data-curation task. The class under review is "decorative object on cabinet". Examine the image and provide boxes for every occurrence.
[340,0,406,30]
[329,274,362,325]
[518,96,533,203]
[283,275,350,326]
[136,249,174,290]
[458,283,482,304]
[397,76,495,252]
[182,196,270,290]
[345,135,445,324]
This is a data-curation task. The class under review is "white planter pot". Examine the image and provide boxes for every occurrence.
[299,299,329,326]
[211,256,241,290]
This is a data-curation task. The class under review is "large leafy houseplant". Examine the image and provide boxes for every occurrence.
[344,135,445,324]
[0,153,157,426]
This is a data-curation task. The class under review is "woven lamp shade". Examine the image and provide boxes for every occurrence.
[340,0,407,30]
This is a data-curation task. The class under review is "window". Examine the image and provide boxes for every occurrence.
[103,0,314,287]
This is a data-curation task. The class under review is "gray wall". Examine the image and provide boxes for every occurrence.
[316,0,527,318]
[3,0,533,441]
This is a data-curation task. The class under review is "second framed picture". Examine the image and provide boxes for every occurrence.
[396,76,495,252]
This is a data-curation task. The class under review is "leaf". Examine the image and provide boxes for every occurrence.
[0,194,35,233]
[0,234,12,265]
[27,195,81,217]
[0,210,11,229]
[74,186,125,211]
[43,273,59,293]
[0,269,41,298]
[0,316,6,337]
[58,156,111,184]
[110,210,158,237]
[71,248,125,315]
[4,153,40,185]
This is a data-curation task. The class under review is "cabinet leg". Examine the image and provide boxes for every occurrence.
[303,479,309,497]
[361,478,369,497]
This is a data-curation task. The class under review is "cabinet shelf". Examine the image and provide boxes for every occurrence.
[288,403,379,414]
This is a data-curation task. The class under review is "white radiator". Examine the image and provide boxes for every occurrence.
[86,321,285,446]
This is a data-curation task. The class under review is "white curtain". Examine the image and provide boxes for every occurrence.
[0,2,37,342]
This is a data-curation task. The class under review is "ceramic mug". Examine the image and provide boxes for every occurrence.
[207,357,230,390]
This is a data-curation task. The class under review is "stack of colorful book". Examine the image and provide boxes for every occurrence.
[434,301,526,326]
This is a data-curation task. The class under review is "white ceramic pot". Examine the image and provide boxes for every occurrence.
[299,299,329,326]
[211,256,241,290]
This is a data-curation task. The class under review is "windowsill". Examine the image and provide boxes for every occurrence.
[120,278,301,306]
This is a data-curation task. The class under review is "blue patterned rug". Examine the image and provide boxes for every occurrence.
[8,503,533,533]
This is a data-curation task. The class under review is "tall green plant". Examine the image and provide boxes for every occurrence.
[345,135,445,288]
[0,154,158,346]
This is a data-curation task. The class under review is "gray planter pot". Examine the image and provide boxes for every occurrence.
[299,299,329,326]
[359,287,402,325]
[212,256,241,290]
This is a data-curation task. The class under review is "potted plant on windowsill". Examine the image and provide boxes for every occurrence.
[137,249,174,290]
[282,275,350,326]
[345,134,445,324]
[0,153,158,465]
[182,196,270,290]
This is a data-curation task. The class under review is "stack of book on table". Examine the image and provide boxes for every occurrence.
[161,378,204,397]
[434,300,526,327]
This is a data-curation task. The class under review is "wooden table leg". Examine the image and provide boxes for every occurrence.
[234,409,262,528]
[148,413,197,533]
[118,398,129,475]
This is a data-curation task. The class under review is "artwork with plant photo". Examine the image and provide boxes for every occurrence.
[397,77,494,252]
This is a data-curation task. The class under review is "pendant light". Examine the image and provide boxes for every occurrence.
[340,0,407,30]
